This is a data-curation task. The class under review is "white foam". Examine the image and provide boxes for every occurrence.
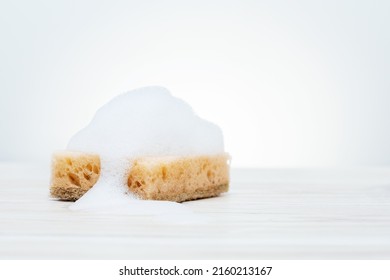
[66,86,224,222]
[68,86,224,158]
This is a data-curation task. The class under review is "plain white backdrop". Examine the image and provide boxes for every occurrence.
[0,0,389,167]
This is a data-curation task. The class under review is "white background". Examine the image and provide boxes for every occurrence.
[1,0,389,167]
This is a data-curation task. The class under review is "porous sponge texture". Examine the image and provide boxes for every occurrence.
[50,152,101,201]
[50,152,230,202]
[128,155,229,202]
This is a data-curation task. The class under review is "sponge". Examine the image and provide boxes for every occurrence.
[50,152,230,202]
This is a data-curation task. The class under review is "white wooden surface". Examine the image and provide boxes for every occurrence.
[1,163,390,259]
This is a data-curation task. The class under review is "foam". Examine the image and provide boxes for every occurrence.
[66,86,224,221]
[68,86,224,158]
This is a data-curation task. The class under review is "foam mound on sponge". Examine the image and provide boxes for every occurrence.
[68,86,224,157]
[64,86,226,217]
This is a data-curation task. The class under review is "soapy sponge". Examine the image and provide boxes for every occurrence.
[51,152,230,202]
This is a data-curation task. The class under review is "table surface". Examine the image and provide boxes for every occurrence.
[1,163,390,259]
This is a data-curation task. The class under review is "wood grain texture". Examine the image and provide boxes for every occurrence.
[1,163,390,259]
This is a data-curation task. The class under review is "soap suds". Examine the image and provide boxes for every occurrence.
[67,86,224,221]
[68,86,223,158]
